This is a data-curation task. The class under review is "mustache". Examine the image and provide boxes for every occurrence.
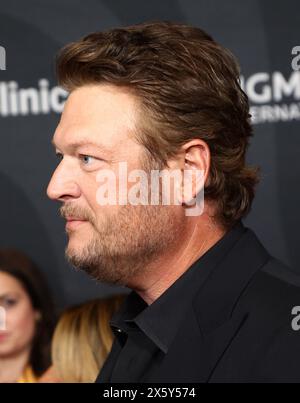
[60,204,95,224]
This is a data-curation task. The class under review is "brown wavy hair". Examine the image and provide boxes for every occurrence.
[56,21,259,229]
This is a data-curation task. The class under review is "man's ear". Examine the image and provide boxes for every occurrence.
[177,139,210,205]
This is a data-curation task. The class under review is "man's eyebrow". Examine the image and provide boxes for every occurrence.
[51,139,112,155]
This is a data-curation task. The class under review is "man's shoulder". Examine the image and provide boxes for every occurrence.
[233,255,300,346]
[231,258,300,382]
[239,256,300,311]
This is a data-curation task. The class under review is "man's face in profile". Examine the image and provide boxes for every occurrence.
[47,84,183,286]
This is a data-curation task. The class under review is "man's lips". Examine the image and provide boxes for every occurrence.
[65,216,86,221]
[65,217,88,230]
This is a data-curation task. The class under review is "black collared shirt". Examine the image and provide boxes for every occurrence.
[96,221,246,383]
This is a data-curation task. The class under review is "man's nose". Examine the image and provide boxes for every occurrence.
[47,161,81,202]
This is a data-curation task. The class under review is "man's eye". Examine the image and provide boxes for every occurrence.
[80,155,96,165]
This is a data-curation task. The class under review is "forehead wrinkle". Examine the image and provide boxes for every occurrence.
[52,128,113,156]
[52,87,141,157]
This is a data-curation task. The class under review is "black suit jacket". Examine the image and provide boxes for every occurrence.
[98,226,300,383]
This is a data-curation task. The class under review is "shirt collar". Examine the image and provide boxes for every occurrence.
[110,221,246,353]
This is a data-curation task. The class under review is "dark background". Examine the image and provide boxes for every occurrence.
[0,0,299,309]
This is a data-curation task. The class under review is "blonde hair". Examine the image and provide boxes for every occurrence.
[51,295,125,382]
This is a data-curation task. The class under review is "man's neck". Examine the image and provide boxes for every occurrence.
[128,219,226,305]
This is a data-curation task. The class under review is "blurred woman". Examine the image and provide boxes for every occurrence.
[0,249,56,382]
[41,295,125,383]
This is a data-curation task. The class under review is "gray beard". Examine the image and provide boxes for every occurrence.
[65,204,180,286]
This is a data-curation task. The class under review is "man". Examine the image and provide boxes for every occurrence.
[47,21,300,382]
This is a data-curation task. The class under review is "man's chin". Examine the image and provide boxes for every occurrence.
[65,240,85,256]
[65,240,88,266]
[65,228,94,250]
[65,252,127,286]
[65,248,92,275]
